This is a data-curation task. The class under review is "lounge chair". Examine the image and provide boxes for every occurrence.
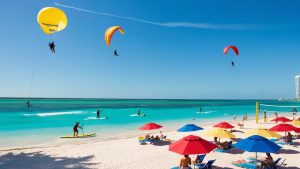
[276,141,294,145]
[192,154,206,168]
[138,136,147,144]
[195,159,215,169]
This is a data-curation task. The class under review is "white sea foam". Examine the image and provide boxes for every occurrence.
[23,111,85,117]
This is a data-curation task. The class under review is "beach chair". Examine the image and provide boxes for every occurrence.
[276,141,294,145]
[192,154,206,168]
[138,136,147,144]
[195,159,215,169]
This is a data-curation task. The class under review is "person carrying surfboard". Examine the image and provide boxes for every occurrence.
[73,122,82,137]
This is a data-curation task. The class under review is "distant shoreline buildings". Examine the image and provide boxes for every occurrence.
[295,75,300,99]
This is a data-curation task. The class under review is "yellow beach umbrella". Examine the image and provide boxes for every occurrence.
[244,128,281,138]
[204,128,236,139]
[293,120,300,126]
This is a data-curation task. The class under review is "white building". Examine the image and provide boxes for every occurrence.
[295,75,300,99]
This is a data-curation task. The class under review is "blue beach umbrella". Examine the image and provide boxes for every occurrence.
[234,135,281,161]
[177,124,203,132]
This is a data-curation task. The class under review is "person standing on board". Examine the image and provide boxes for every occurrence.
[26,101,31,107]
[96,109,101,119]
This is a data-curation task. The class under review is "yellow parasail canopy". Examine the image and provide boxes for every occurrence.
[104,26,124,46]
[37,7,67,34]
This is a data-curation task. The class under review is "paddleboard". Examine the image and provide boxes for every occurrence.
[60,133,96,138]
[196,111,216,114]
[84,116,108,120]
[129,114,146,117]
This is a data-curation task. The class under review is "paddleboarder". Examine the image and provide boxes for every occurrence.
[73,122,82,137]
[96,109,101,119]
[26,101,31,107]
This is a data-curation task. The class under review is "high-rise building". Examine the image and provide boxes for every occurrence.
[295,75,300,99]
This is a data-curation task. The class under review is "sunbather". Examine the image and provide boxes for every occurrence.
[286,132,293,142]
[259,153,274,169]
[220,141,229,150]
[155,135,160,141]
[179,155,191,169]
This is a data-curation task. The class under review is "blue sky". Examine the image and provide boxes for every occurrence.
[1,0,300,99]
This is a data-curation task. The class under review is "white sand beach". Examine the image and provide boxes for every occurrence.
[0,118,299,169]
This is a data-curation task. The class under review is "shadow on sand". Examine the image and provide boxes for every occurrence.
[279,149,300,154]
[153,140,172,146]
[0,151,97,169]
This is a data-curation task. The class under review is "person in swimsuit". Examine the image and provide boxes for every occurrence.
[96,109,101,118]
[73,122,82,137]
[259,153,274,169]
[137,109,141,116]
[180,155,191,169]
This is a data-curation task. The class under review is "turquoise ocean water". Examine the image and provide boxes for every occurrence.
[0,99,299,147]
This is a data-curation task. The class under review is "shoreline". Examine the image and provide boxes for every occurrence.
[0,118,299,169]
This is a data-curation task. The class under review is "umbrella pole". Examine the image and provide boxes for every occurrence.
[255,152,258,164]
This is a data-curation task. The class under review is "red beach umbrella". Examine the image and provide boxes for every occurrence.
[169,135,218,155]
[294,128,300,133]
[270,117,292,123]
[269,124,297,133]
[139,122,163,130]
[214,121,234,129]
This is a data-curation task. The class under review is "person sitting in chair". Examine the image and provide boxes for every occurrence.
[259,153,274,169]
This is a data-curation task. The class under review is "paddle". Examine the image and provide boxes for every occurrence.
[80,123,85,136]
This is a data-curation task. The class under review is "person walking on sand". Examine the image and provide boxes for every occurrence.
[263,111,267,123]
[233,114,237,121]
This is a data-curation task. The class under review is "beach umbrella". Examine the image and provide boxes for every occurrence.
[213,121,234,129]
[139,122,163,130]
[269,123,297,132]
[169,135,218,155]
[293,120,300,126]
[244,128,281,138]
[269,123,297,137]
[295,128,300,133]
[234,135,281,161]
[177,124,203,132]
[271,116,292,123]
[204,128,236,140]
